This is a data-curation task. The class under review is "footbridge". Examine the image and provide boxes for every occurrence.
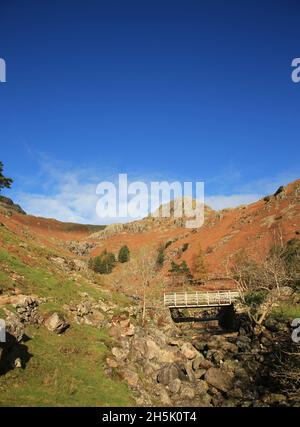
[163,290,240,309]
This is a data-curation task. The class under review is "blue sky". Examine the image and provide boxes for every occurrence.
[0,0,299,223]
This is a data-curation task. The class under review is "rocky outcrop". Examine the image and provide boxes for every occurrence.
[44,313,69,334]
[0,311,25,373]
[0,196,26,215]
[62,241,97,256]
[49,256,87,272]
[15,296,42,324]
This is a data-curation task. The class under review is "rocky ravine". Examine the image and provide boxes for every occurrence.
[1,291,299,407]
[104,308,299,407]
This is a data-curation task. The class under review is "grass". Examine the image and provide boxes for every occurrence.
[271,301,300,321]
[0,225,134,406]
[0,324,134,406]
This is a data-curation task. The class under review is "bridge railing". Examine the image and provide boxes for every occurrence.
[163,290,240,308]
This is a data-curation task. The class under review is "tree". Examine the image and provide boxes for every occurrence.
[168,260,192,286]
[88,257,95,270]
[191,245,208,282]
[118,245,130,263]
[127,247,156,325]
[156,244,165,268]
[231,242,296,327]
[89,250,116,274]
[0,162,13,193]
[93,256,103,273]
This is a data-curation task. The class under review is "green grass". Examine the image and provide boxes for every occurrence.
[271,301,300,321]
[0,324,134,406]
[0,225,134,406]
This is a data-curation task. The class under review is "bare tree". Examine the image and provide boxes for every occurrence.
[232,246,294,326]
[127,247,156,325]
[110,246,157,323]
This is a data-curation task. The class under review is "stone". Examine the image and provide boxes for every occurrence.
[263,393,287,405]
[13,357,22,368]
[112,347,128,361]
[44,313,69,334]
[192,354,205,370]
[194,369,206,379]
[106,357,118,368]
[197,392,212,407]
[185,360,195,382]
[5,312,24,342]
[193,341,207,352]
[120,319,130,328]
[205,367,233,393]
[236,336,252,352]
[160,388,172,406]
[223,359,238,373]
[196,379,209,395]
[124,323,135,337]
[146,338,161,360]
[168,378,181,394]
[180,383,195,400]
[180,342,198,359]
[122,370,139,388]
[206,349,224,364]
[157,364,181,385]
[196,358,213,370]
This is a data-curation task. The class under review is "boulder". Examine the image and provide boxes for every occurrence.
[185,360,195,382]
[44,313,69,334]
[192,354,205,370]
[197,392,212,407]
[168,378,181,394]
[157,363,182,385]
[196,379,209,395]
[106,357,118,368]
[205,367,233,393]
[180,342,198,359]
[5,312,24,342]
[179,383,196,400]
[122,370,139,388]
[194,369,206,379]
[111,347,128,361]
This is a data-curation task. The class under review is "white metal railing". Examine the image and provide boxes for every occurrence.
[163,290,240,308]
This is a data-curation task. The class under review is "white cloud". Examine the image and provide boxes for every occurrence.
[11,159,298,224]
[205,193,262,210]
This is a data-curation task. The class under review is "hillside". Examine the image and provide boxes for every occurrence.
[0,180,299,407]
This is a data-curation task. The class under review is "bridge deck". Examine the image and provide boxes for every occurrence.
[164,290,240,308]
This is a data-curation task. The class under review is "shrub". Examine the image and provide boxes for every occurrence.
[231,239,300,325]
[191,245,208,281]
[156,245,165,268]
[169,260,192,278]
[169,260,181,273]
[89,250,116,274]
[164,240,172,249]
[118,245,130,263]
[0,161,13,193]
[182,243,189,252]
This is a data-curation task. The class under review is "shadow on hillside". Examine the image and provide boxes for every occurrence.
[0,333,32,375]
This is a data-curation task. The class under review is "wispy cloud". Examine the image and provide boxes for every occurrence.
[11,157,299,224]
[205,193,262,210]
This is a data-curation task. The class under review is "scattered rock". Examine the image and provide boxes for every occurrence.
[168,378,181,394]
[180,342,198,359]
[205,367,233,393]
[44,313,69,334]
[157,364,182,385]
[106,357,118,369]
